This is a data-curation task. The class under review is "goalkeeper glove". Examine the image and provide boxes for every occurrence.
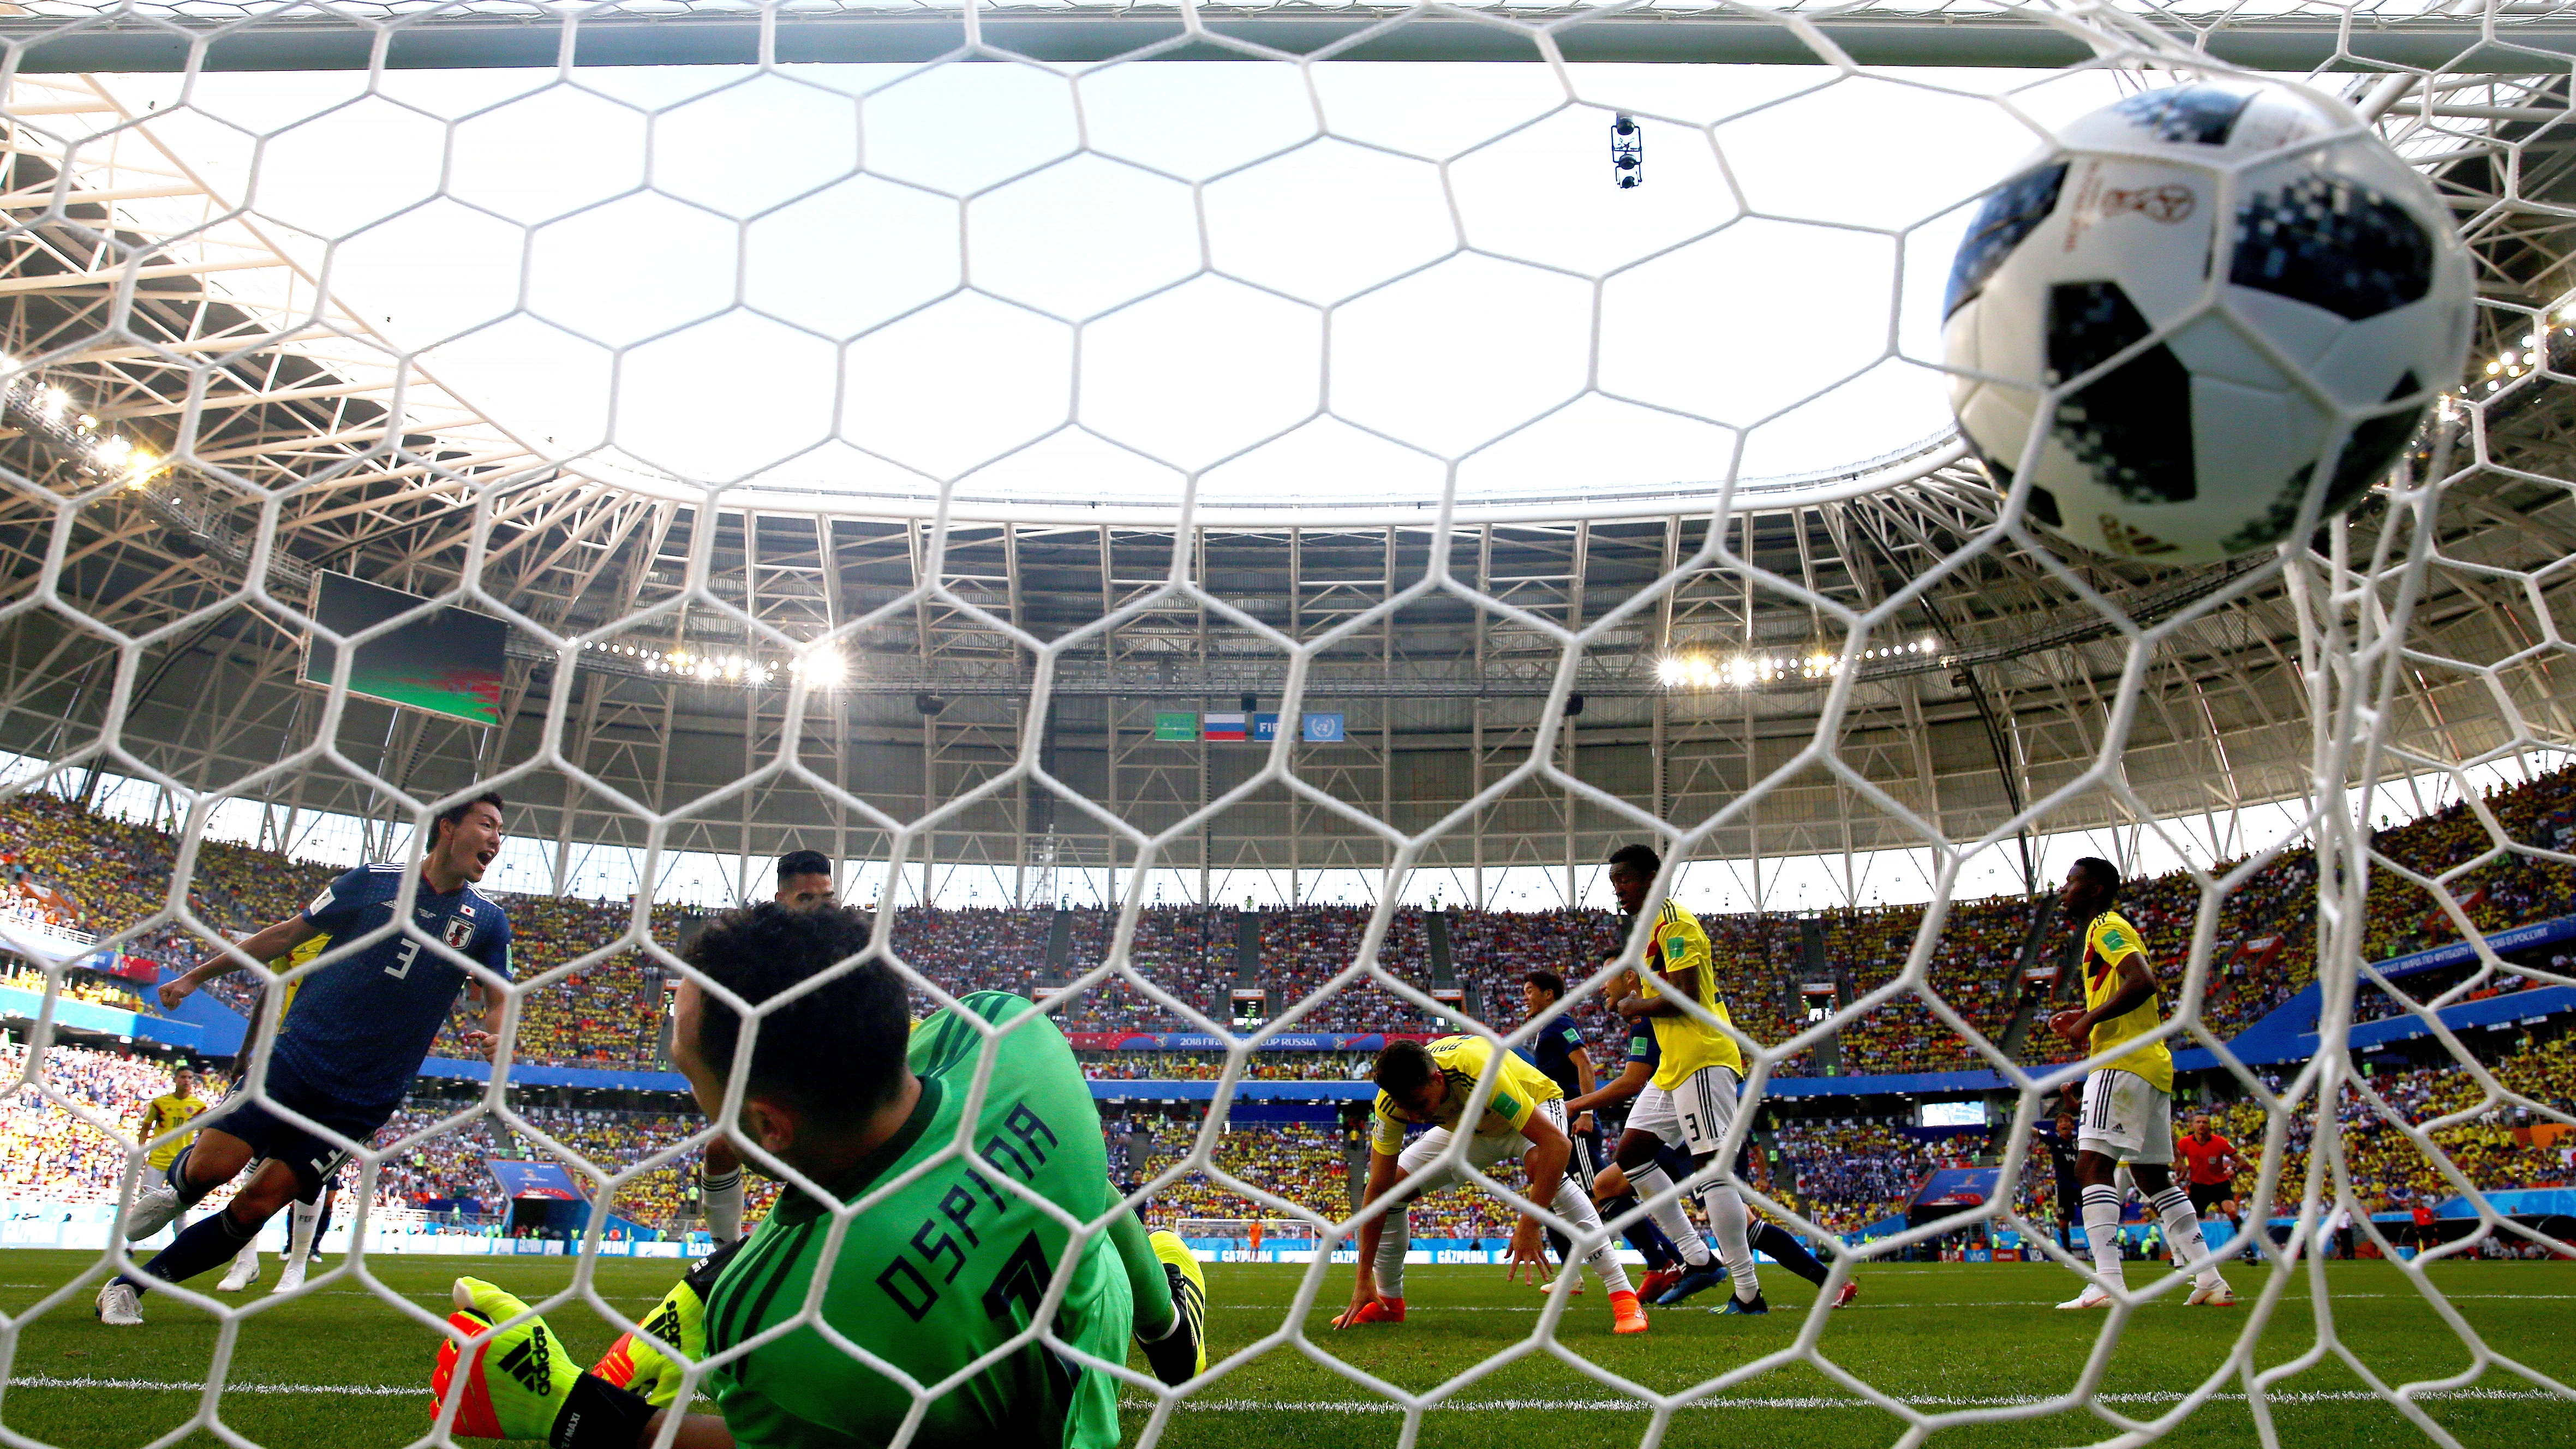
[431,1277,654,1448]
[590,1238,741,1409]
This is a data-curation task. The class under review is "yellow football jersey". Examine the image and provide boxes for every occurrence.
[2081,910,2173,1094]
[266,931,332,1033]
[1369,1034,1563,1155]
[140,1092,206,1169]
[1637,899,1742,1088]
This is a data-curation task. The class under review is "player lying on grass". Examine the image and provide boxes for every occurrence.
[2048,856,2233,1310]
[1567,993,1856,1309]
[1336,1034,1649,1335]
[98,794,511,1326]
[427,902,1208,1449]
[1600,842,1767,1314]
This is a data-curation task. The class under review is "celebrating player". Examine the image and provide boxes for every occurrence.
[1336,1034,1649,1335]
[2047,857,2234,1309]
[425,901,1208,1449]
[1599,843,1767,1314]
[95,793,512,1326]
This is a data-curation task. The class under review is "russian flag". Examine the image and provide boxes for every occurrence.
[1203,712,1247,741]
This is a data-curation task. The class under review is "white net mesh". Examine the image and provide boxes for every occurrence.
[0,1,2571,1445]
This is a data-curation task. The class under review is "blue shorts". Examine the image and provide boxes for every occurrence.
[203,1073,391,1199]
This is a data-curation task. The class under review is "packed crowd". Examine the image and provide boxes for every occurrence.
[0,1039,775,1232]
[1251,907,1441,1034]
[1706,912,1813,1073]
[2363,769,2576,964]
[437,896,685,1068]
[9,768,2576,1088]
[2352,956,2561,1026]
[1045,906,1240,1032]
[1081,1051,1373,1081]
[0,1041,226,1203]
[1829,896,2038,1077]
[0,964,162,1016]
[1448,908,1620,1043]
[250,1101,784,1234]
[1769,1118,1944,1234]
[1119,1117,1391,1230]
[2197,1031,2576,1216]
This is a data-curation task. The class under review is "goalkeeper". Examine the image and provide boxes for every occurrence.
[429,902,1208,1448]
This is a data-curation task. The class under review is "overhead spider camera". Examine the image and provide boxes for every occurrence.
[1611,113,1643,188]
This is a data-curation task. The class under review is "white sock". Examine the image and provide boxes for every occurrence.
[2083,1184,2126,1288]
[1699,1181,1761,1301]
[286,1196,323,1264]
[1623,1163,1712,1266]
[232,1240,260,1270]
[1372,1205,1409,1300]
[1551,1177,1634,1296]
[2150,1187,2219,1282]
[701,1166,744,1243]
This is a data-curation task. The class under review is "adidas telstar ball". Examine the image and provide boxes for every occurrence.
[1941,82,2471,563]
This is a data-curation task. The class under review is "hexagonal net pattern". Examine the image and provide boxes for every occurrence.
[0,1,2571,1446]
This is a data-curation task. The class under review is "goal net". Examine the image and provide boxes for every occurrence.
[0,0,2568,1445]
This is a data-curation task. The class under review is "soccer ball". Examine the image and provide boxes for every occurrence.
[1941,81,2472,564]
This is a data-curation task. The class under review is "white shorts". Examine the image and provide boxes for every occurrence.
[2077,1069,2174,1165]
[1396,1098,1569,1190]
[1627,1065,1740,1159]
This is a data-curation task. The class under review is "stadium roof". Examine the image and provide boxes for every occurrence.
[0,25,2572,907]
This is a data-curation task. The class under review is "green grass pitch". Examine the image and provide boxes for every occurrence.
[1,1251,2567,1446]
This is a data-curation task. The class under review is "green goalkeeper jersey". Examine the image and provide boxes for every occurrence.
[701,991,1133,1449]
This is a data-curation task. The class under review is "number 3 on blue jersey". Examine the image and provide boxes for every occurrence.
[386,939,420,979]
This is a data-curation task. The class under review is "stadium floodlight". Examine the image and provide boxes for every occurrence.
[794,650,848,688]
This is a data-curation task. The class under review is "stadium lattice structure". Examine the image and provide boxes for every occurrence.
[0,1,2572,1444]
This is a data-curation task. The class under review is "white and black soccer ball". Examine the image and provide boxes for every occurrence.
[1942,81,2472,563]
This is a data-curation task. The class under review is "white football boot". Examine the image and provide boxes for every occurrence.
[94,1280,142,1326]
[217,1244,261,1292]
[123,1178,182,1242]
[2055,1285,2114,1310]
[272,1255,308,1295]
[2186,1276,2237,1307]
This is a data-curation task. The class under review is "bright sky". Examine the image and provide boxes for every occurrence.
[99,59,2140,508]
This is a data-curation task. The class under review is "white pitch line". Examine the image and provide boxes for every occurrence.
[5,1376,418,1397]
[1122,1388,2565,1411]
[8,1376,2560,1411]
[1221,1292,2576,1312]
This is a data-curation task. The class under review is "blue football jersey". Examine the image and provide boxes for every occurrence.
[273,863,512,1109]
[1531,1016,1589,1098]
